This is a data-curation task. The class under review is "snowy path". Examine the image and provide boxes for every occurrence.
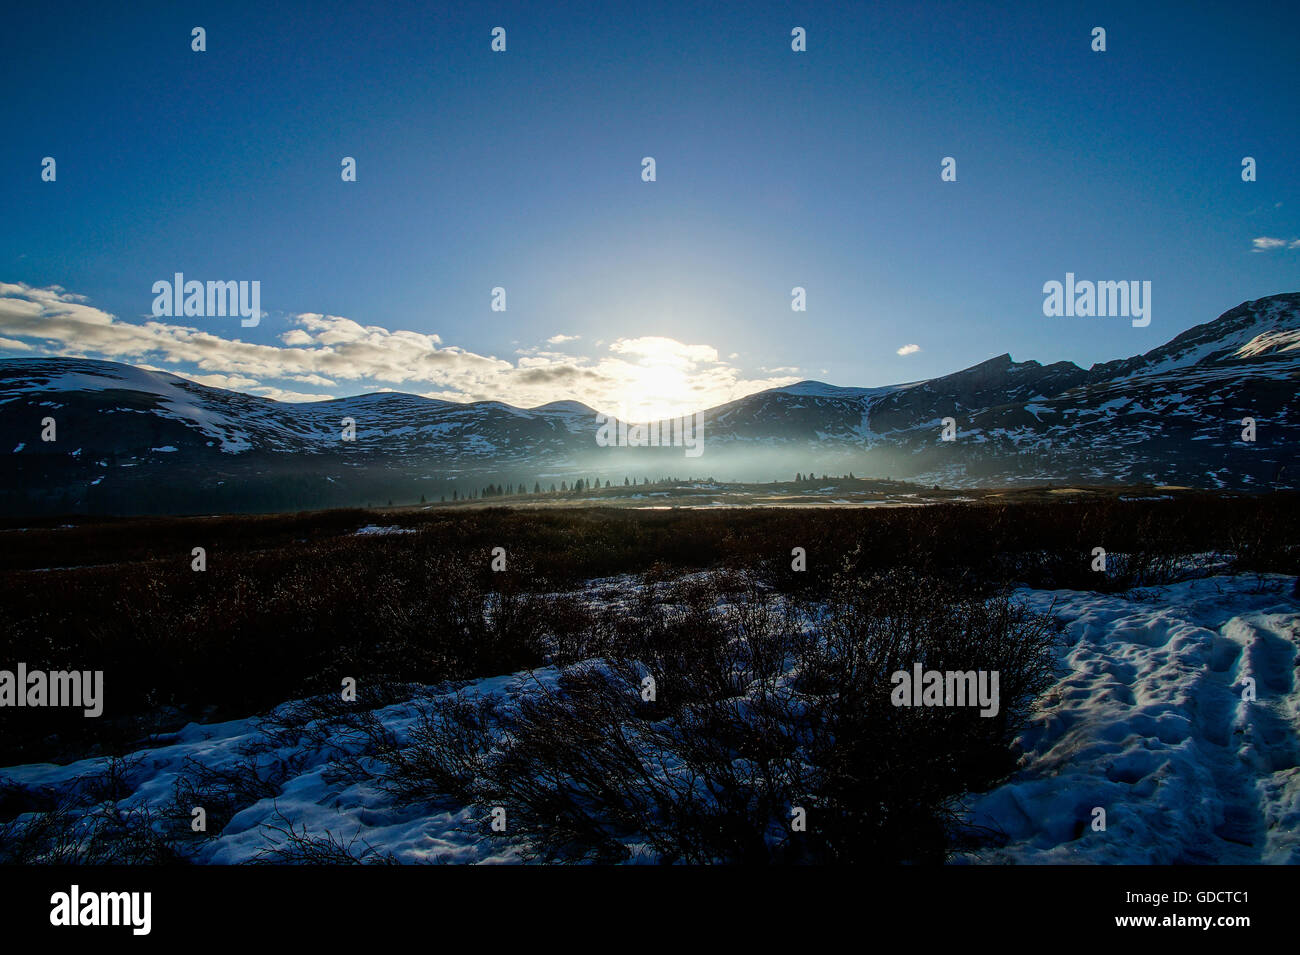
[960,576,1300,863]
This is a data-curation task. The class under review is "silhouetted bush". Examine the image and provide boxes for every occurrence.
[370,566,1060,863]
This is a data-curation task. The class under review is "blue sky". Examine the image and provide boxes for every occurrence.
[2,0,1297,417]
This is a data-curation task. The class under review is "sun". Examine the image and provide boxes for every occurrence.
[616,361,695,421]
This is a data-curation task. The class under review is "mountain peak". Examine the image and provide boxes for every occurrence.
[767,380,888,399]
[527,399,598,416]
[1087,291,1300,381]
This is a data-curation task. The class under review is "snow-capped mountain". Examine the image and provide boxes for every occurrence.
[2,294,1297,513]
[699,293,1300,487]
[0,361,598,458]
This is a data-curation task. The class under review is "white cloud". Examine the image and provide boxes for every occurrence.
[0,282,798,417]
[896,343,921,356]
[185,372,260,390]
[1250,236,1300,252]
[286,373,337,387]
[546,333,580,344]
[608,336,718,364]
[248,385,337,402]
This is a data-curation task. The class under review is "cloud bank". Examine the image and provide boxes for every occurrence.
[0,283,797,417]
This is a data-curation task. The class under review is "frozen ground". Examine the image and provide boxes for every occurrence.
[958,575,1300,864]
[2,574,1296,864]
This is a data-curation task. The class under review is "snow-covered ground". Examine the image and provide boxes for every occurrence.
[958,575,1299,864]
[2,574,1296,864]
[2,672,544,864]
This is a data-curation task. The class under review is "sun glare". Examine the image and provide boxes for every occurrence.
[615,361,695,421]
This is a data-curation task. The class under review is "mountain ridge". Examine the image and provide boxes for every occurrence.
[2,293,1298,513]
